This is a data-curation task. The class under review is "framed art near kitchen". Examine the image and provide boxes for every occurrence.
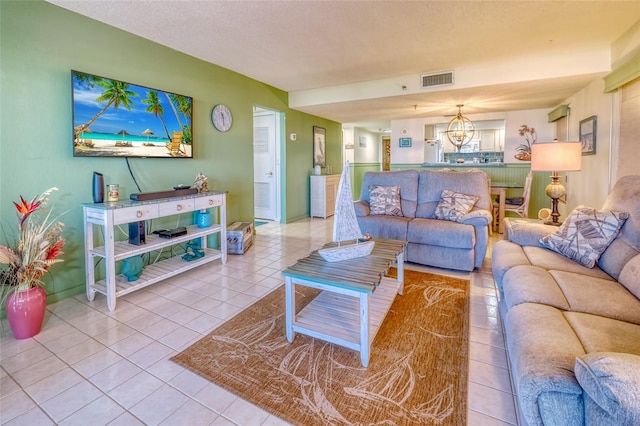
[579,116,596,155]
[399,137,412,147]
[313,126,326,167]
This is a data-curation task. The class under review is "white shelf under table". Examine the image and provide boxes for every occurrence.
[91,247,222,298]
[292,277,401,351]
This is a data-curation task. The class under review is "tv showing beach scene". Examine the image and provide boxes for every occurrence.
[72,70,193,158]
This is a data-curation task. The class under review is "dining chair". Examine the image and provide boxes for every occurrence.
[493,171,533,230]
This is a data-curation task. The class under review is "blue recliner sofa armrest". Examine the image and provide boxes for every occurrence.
[354,200,370,217]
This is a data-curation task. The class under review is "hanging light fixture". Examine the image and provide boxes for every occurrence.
[445,104,475,152]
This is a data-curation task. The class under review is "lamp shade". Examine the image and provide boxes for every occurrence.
[531,141,582,171]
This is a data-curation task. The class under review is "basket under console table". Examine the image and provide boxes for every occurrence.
[82,191,227,311]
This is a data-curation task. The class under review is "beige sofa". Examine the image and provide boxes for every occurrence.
[491,175,640,425]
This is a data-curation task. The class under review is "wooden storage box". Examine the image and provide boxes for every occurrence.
[227,222,254,254]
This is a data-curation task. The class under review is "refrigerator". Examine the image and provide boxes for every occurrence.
[424,139,442,163]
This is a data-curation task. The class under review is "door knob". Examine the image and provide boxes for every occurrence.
[266,171,273,176]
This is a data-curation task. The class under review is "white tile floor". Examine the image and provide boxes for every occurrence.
[0,218,518,425]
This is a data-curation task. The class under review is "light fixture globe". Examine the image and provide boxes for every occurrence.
[446,104,475,152]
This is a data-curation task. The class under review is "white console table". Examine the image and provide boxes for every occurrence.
[82,191,227,311]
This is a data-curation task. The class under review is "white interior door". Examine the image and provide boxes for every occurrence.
[253,109,279,220]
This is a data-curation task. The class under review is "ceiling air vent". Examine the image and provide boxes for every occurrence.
[420,71,454,89]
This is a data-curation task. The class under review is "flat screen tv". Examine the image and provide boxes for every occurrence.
[72,70,193,158]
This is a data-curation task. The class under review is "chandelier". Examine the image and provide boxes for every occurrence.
[445,104,475,152]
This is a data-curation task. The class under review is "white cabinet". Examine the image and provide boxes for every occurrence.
[440,131,457,153]
[441,129,503,153]
[82,191,227,311]
[424,124,437,140]
[310,174,340,218]
[479,129,504,151]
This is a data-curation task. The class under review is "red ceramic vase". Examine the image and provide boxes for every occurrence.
[5,287,47,339]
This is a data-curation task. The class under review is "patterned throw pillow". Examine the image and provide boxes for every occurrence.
[434,189,479,222]
[369,185,403,216]
[540,206,629,268]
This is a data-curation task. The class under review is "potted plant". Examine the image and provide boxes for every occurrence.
[0,188,65,339]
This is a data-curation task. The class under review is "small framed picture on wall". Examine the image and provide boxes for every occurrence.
[313,126,326,167]
[399,137,412,147]
[579,116,596,155]
[358,135,367,148]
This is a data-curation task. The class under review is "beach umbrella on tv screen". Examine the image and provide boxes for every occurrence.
[117,129,130,142]
[142,128,154,142]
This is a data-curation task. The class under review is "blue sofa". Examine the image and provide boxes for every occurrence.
[354,169,492,271]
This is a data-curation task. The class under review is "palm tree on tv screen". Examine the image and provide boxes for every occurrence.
[176,95,192,145]
[75,74,138,136]
[142,90,170,140]
[165,93,193,144]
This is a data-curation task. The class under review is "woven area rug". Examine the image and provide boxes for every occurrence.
[171,269,470,425]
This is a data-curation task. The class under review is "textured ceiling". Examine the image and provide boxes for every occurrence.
[47,1,640,130]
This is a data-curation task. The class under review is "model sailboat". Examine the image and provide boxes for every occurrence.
[318,161,375,262]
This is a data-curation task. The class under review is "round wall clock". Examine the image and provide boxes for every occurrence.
[211,104,232,132]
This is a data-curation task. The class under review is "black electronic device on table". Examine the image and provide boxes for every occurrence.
[157,227,187,239]
[92,172,104,203]
[128,221,146,245]
[130,188,197,201]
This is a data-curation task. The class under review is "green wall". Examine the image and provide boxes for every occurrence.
[351,163,382,200]
[0,1,341,303]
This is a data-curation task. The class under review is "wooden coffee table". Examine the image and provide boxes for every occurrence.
[281,238,406,367]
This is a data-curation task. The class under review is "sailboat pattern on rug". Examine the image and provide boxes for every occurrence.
[171,271,469,426]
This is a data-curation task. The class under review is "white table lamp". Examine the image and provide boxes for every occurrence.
[531,140,582,225]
